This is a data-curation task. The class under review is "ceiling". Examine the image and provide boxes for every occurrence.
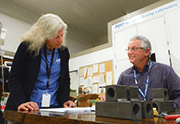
[11,0,160,36]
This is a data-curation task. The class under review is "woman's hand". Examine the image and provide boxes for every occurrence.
[63,100,74,108]
[18,109,39,115]
[18,102,39,111]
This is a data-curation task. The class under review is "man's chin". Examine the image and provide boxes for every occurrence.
[129,60,134,64]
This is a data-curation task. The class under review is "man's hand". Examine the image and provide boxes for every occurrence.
[63,100,74,108]
[18,102,39,111]
[100,95,106,101]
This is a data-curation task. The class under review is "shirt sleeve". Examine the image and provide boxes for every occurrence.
[166,66,180,108]
[117,73,124,85]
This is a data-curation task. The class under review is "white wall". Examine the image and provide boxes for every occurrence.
[70,71,78,91]
[166,7,180,76]
[0,13,32,53]
[69,47,113,71]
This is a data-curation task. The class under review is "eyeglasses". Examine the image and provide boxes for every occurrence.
[125,47,144,52]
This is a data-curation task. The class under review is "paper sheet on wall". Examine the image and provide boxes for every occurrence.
[84,67,88,77]
[88,67,93,76]
[106,71,112,85]
[92,84,99,93]
[99,63,105,73]
[87,76,93,86]
[79,68,84,77]
[84,78,88,88]
[93,76,99,83]
[93,64,98,73]
[79,77,84,85]
[99,74,105,86]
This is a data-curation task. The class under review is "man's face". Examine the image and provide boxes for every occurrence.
[127,39,148,65]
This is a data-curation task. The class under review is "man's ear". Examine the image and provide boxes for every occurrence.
[145,48,150,57]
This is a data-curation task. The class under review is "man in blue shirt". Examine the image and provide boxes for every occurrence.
[101,35,180,108]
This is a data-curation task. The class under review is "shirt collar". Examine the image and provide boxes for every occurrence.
[133,59,151,72]
[42,47,59,54]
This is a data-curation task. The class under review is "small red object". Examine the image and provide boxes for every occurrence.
[1,105,5,110]
[164,115,180,120]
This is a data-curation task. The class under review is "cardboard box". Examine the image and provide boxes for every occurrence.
[77,94,99,107]
[77,97,92,107]
[70,92,77,98]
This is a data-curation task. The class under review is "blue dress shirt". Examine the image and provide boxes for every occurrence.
[29,48,61,108]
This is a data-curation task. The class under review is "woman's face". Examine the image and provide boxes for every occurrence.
[45,29,64,51]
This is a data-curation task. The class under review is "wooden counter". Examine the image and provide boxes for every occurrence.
[3,110,178,124]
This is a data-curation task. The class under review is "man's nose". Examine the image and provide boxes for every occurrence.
[127,49,133,55]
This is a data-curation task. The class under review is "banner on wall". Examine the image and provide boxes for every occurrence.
[112,0,179,31]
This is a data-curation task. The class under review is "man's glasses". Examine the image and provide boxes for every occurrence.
[125,47,144,52]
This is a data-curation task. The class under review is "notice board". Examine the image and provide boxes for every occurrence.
[79,60,113,94]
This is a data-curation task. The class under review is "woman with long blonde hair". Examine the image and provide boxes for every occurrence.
[5,13,74,111]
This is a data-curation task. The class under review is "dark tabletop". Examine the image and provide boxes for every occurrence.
[3,109,179,124]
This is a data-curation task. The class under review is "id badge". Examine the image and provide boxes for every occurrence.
[41,94,51,107]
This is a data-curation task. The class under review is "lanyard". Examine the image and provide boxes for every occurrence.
[44,46,55,93]
[133,61,152,101]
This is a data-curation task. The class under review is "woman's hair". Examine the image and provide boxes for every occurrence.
[19,13,67,56]
[130,35,152,58]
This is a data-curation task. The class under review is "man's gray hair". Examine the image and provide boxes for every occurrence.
[130,35,152,58]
